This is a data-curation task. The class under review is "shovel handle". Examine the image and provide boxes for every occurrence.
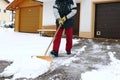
[44,24,62,56]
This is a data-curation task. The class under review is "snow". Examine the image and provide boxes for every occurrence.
[8,0,13,2]
[61,57,79,66]
[1,27,120,80]
[0,57,50,79]
[0,28,53,79]
[81,52,120,80]
[0,27,78,79]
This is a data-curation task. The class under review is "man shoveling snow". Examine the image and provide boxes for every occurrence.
[50,0,77,57]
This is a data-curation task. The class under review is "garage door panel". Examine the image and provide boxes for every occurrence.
[95,2,120,39]
[20,6,40,32]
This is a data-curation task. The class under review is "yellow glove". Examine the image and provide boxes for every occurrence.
[62,16,67,22]
[58,18,64,26]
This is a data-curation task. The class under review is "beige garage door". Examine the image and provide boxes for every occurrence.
[20,6,40,32]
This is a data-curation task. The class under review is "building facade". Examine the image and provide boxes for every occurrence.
[0,0,12,27]
[43,0,120,39]
[7,0,120,39]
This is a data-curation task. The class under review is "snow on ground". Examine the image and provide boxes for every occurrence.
[1,28,120,80]
[81,52,120,80]
[0,27,78,79]
[0,57,51,79]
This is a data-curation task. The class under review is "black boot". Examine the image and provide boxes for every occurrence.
[50,50,58,57]
[67,51,71,55]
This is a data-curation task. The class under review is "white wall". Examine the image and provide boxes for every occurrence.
[42,1,56,26]
[80,0,92,32]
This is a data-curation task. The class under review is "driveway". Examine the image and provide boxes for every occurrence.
[0,39,120,80]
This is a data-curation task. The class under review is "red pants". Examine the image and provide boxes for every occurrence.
[53,27,73,53]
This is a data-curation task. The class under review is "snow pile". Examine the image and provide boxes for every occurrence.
[0,57,51,80]
[81,52,120,80]
[0,27,78,79]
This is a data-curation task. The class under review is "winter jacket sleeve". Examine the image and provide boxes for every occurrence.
[53,0,77,20]
[53,1,61,20]
[66,0,77,19]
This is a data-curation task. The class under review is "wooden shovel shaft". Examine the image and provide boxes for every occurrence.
[44,25,61,56]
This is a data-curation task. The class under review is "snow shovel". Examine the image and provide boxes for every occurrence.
[32,24,62,64]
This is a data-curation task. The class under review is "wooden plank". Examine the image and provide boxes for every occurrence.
[37,29,56,36]
[37,29,56,32]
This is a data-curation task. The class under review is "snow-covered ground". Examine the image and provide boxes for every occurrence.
[0,27,78,79]
[81,52,120,80]
[0,27,120,80]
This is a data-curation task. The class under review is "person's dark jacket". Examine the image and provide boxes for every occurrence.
[53,0,77,28]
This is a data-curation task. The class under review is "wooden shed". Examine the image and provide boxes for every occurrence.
[6,0,43,33]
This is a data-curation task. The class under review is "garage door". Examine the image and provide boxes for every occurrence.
[20,6,40,32]
[95,2,120,39]
[73,3,80,36]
